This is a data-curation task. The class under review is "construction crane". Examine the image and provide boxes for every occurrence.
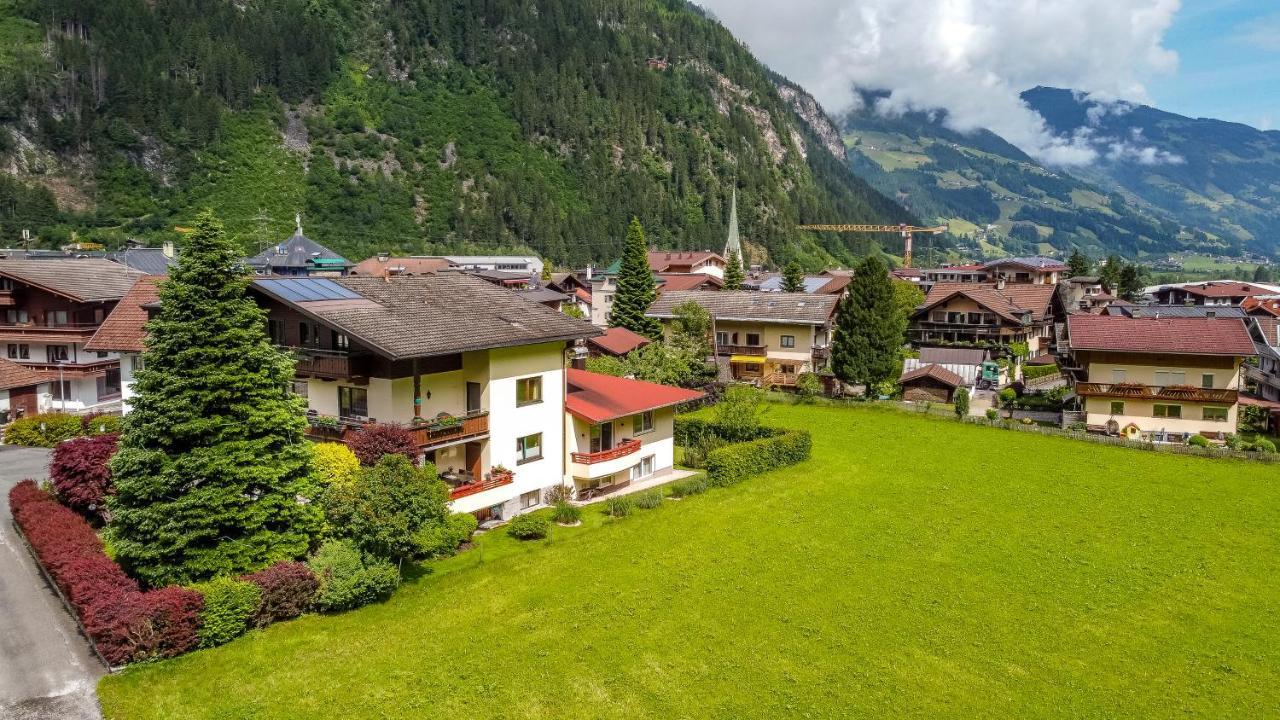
[798,223,947,268]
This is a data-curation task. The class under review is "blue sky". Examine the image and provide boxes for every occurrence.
[1150,1,1280,129]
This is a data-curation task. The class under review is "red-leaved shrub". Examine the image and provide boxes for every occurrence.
[348,423,419,466]
[145,586,203,657]
[242,561,319,627]
[8,479,48,514]
[49,434,119,520]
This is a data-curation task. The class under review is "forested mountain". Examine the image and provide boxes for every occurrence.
[841,91,1188,261]
[0,0,910,267]
[1022,87,1280,257]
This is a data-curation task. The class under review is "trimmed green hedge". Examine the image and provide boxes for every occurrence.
[192,577,261,648]
[1023,364,1060,381]
[675,416,812,488]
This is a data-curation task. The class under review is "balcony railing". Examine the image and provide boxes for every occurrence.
[292,348,352,378]
[571,437,641,465]
[811,346,830,361]
[449,469,514,500]
[1074,382,1238,404]
[0,322,101,338]
[765,372,799,387]
[716,343,768,357]
[409,410,490,448]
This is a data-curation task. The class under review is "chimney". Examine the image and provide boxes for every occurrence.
[585,264,593,281]
[377,252,389,262]
[569,343,588,370]
[161,240,175,259]
[1130,306,1143,318]
[995,274,1006,290]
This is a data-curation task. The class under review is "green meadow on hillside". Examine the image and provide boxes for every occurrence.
[99,404,1280,719]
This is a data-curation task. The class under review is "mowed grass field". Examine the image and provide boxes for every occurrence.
[98,405,1280,719]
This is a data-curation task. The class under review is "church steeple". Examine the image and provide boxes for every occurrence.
[724,187,743,267]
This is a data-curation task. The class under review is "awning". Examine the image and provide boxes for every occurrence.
[730,355,766,365]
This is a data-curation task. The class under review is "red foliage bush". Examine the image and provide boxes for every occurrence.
[349,423,419,466]
[49,434,119,519]
[145,586,203,657]
[8,479,48,514]
[242,561,320,627]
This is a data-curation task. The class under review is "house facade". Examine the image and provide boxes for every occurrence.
[646,250,726,279]
[563,369,702,498]
[84,275,163,411]
[1150,281,1280,307]
[983,256,1068,285]
[1061,314,1256,441]
[910,281,1061,355]
[647,290,837,387]
[0,259,143,413]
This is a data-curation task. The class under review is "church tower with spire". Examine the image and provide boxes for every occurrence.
[723,188,743,268]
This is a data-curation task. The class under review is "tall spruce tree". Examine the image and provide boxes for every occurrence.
[608,217,661,338]
[109,210,320,587]
[1067,249,1092,277]
[781,261,806,293]
[724,251,745,290]
[831,254,906,396]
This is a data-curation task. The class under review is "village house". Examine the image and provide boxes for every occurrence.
[245,220,352,277]
[84,275,163,411]
[909,280,1063,356]
[922,264,987,285]
[1240,316,1280,430]
[646,250,726,279]
[564,369,702,499]
[585,326,650,358]
[442,255,544,275]
[348,256,457,276]
[0,259,144,413]
[1059,314,1256,442]
[983,256,1068,285]
[1150,281,1280,307]
[646,290,838,387]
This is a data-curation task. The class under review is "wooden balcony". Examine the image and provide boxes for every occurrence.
[811,346,830,362]
[765,372,799,387]
[716,343,768,357]
[408,410,490,449]
[449,469,514,500]
[0,322,100,341]
[571,437,641,465]
[1074,382,1238,404]
[291,348,354,378]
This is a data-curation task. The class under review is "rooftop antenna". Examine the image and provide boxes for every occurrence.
[295,211,303,236]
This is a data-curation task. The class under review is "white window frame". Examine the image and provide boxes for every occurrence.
[632,410,654,435]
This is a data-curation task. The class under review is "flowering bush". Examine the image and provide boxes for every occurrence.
[348,423,418,466]
[242,561,319,627]
[49,434,119,520]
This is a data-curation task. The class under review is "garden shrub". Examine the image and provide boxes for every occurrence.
[985,408,999,421]
[144,586,204,658]
[997,388,1017,407]
[311,442,359,488]
[634,489,664,509]
[794,372,821,403]
[552,501,581,524]
[714,384,765,436]
[242,561,320,628]
[604,495,634,518]
[346,455,450,562]
[953,388,970,419]
[668,476,708,498]
[193,577,261,648]
[82,413,124,436]
[1022,364,1060,381]
[704,429,812,487]
[308,540,400,612]
[348,423,419,466]
[49,434,119,520]
[1187,434,1210,448]
[543,484,573,505]
[4,413,85,447]
[507,513,550,540]
[1253,437,1276,454]
[414,513,478,559]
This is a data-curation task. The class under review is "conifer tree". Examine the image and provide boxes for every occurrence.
[1067,249,1092,277]
[724,251,745,290]
[831,254,906,396]
[781,261,806,293]
[109,210,320,587]
[608,217,661,338]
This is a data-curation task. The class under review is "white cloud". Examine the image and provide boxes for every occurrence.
[1236,12,1280,52]
[697,0,1181,166]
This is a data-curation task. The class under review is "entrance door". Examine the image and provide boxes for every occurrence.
[465,441,482,480]
[466,381,482,413]
[9,385,36,418]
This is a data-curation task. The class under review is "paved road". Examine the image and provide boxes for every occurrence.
[0,446,104,720]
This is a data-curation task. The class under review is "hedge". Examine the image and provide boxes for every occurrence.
[704,429,812,487]
[242,562,320,628]
[193,577,261,648]
[4,413,85,447]
[674,416,777,446]
[49,434,118,520]
[1022,363,1060,381]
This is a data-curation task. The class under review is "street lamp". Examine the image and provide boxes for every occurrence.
[56,359,66,412]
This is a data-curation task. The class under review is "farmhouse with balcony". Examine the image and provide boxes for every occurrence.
[1150,281,1280,307]
[564,369,702,499]
[248,273,598,521]
[646,250,726,279]
[1059,314,1256,442]
[983,256,1068,285]
[910,280,1063,355]
[646,290,838,387]
[0,259,144,413]
[84,275,164,411]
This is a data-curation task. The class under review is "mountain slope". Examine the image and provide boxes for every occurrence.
[839,91,1186,261]
[1023,86,1280,256]
[0,0,909,267]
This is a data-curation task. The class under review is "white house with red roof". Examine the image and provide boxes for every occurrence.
[563,369,702,498]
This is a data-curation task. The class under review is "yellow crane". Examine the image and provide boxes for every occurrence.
[798,223,948,268]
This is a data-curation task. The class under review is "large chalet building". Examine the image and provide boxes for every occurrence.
[910,280,1063,355]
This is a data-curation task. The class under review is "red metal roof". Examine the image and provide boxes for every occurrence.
[1067,315,1257,356]
[565,368,704,423]
[899,363,965,387]
[586,327,650,356]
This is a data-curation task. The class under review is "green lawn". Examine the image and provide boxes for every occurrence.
[98,405,1280,718]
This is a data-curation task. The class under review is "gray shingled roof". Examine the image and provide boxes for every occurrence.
[647,290,837,325]
[245,229,350,271]
[0,259,145,302]
[251,274,599,360]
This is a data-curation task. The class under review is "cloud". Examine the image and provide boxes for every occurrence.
[1236,12,1280,51]
[696,0,1181,166]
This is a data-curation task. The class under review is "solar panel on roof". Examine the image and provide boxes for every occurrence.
[256,278,362,303]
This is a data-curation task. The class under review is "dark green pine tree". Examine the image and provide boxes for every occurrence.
[1067,249,1092,278]
[724,251,745,291]
[830,254,907,397]
[781,261,806,293]
[608,217,661,338]
[109,210,320,587]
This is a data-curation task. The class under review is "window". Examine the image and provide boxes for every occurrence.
[51,380,71,401]
[7,343,28,360]
[1202,407,1228,422]
[96,351,108,359]
[1153,404,1182,419]
[716,331,729,347]
[1154,371,1185,387]
[745,333,761,346]
[267,319,285,344]
[299,322,314,346]
[780,335,795,348]
[96,368,121,400]
[46,345,69,362]
[947,312,963,323]
[516,376,542,406]
[630,455,655,481]
[633,410,654,434]
[1111,368,1127,383]
[129,355,144,373]
[5,309,28,324]
[516,433,542,463]
[1201,373,1214,389]
[333,332,349,351]
[48,310,68,327]
[338,386,368,419]
[967,312,982,325]
[1109,401,1125,415]
[291,380,309,398]
[983,313,997,325]
[931,311,947,323]
[521,490,539,509]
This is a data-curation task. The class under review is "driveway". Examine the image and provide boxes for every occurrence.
[0,445,104,720]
